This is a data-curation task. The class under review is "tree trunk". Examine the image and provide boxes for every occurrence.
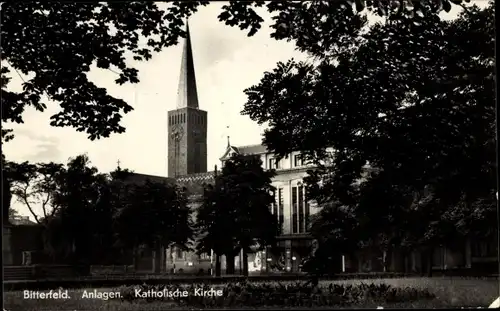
[399,249,407,273]
[382,249,388,272]
[420,250,425,276]
[427,248,433,277]
[133,247,138,270]
[226,252,236,274]
[215,254,221,277]
[2,175,12,224]
[153,244,161,274]
[242,248,249,277]
[160,246,165,273]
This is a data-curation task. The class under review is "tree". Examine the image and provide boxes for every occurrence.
[197,154,279,276]
[242,1,495,272]
[196,183,238,276]
[1,1,470,142]
[304,201,358,275]
[43,154,115,264]
[2,154,13,224]
[0,2,209,141]
[8,207,20,220]
[8,160,65,225]
[114,180,194,273]
[6,154,119,264]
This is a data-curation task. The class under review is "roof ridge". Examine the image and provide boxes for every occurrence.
[130,172,171,179]
[235,143,264,148]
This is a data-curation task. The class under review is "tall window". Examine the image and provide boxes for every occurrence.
[298,185,304,233]
[194,141,201,172]
[294,154,303,167]
[175,247,184,259]
[270,189,276,214]
[292,186,310,234]
[269,158,281,170]
[305,188,310,232]
[292,187,298,234]
[272,188,284,232]
[278,188,284,229]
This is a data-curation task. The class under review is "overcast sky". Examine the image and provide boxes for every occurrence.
[3,1,482,218]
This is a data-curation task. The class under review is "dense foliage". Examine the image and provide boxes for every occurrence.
[1,0,469,142]
[197,154,279,276]
[241,1,496,269]
[115,180,194,272]
[5,154,193,266]
[117,281,435,307]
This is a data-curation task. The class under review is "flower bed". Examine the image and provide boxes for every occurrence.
[116,280,435,308]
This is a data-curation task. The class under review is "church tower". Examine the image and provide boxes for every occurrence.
[167,23,207,178]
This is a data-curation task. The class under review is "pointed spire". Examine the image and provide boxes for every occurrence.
[176,20,199,109]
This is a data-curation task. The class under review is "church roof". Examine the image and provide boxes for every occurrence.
[234,144,268,155]
[125,173,174,185]
[176,22,199,109]
[220,143,268,160]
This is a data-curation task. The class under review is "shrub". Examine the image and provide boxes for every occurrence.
[115,280,436,307]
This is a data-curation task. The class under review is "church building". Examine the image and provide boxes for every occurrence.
[130,24,498,276]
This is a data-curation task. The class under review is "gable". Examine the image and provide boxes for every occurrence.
[219,146,240,161]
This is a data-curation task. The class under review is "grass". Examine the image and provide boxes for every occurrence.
[321,277,499,308]
[4,277,499,310]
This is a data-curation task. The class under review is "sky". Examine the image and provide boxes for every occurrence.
[3,1,484,218]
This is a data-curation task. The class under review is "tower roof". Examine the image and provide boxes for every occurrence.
[176,22,199,109]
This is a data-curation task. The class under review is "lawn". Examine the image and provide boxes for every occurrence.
[320,277,499,308]
[4,277,498,310]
